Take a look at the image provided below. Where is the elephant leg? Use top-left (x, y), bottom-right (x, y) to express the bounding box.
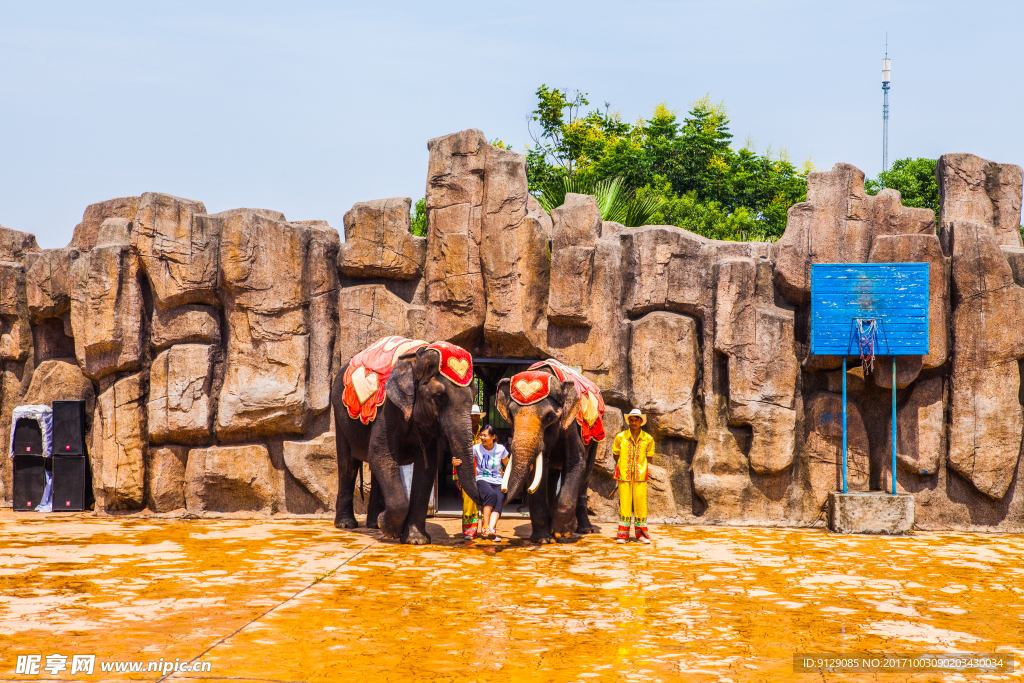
top-left (334, 436), bottom-right (359, 529)
top-left (552, 440), bottom-right (585, 540)
top-left (368, 433), bottom-right (409, 539)
top-left (528, 469), bottom-right (555, 544)
top-left (401, 441), bottom-right (440, 545)
top-left (546, 468), bottom-right (560, 512)
top-left (365, 475), bottom-right (384, 529)
top-left (575, 494), bottom-right (598, 534)
top-left (575, 441), bottom-right (600, 534)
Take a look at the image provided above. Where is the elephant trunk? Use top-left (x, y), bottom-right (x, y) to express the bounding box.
top-left (503, 418), bottom-right (544, 501)
top-left (445, 409), bottom-right (480, 505)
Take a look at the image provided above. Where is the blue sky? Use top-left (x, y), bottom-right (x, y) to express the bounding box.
top-left (1, 1), bottom-right (1021, 248)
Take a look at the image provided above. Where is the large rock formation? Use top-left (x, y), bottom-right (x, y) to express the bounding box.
top-left (548, 194), bottom-right (602, 327)
top-left (146, 445), bottom-right (188, 513)
top-left (22, 359), bottom-right (94, 411)
top-left (90, 374), bottom-right (147, 511)
top-left (947, 220), bottom-right (1024, 499)
top-left (0, 260), bottom-right (31, 362)
top-left (70, 197), bottom-right (139, 251)
top-left (423, 129), bottom-right (489, 344)
top-left (772, 165), bottom-right (935, 306)
top-left (185, 444), bottom-right (276, 515)
top-left (937, 153), bottom-right (1023, 249)
top-left (481, 153), bottom-right (549, 357)
top-left (69, 238), bottom-right (145, 379)
top-left (283, 432), bottom-right (338, 511)
top-left (336, 285), bottom-right (425, 363)
top-left (133, 193), bottom-right (215, 309)
top-left (217, 210), bottom-right (335, 439)
top-left (628, 312), bottom-right (699, 439)
top-left (0, 133), bottom-right (1020, 531)
top-left (340, 198), bottom-right (425, 280)
top-left (714, 256), bottom-right (798, 475)
top-left (148, 344), bottom-right (215, 444)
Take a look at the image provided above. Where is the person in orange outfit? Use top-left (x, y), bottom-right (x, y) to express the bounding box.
top-left (452, 404), bottom-right (483, 538)
top-left (612, 409), bottom-right (655, 543)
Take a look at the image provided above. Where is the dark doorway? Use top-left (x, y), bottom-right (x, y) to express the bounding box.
top-left (434, 358), bottom-right (537, 518)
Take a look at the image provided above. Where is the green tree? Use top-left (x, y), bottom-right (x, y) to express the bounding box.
top-left (864, 158), bottom-right (940, 223)
top-left (525, 86), bottom-right (809, 241)
top-left (636, 177), bottom-right (766, 241)
top-left (410, 198), bottom-right (427, 237)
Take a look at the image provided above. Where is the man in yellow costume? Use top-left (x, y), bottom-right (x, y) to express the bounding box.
top-left (612, 408), bottom-right (655, 543)
top-left (452, 404), bottom-right (484, 538)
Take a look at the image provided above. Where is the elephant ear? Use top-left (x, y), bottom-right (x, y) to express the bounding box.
top-left (559, 380), bottom-right (581, 431)
top-left (496, 378), bottom-right (512, 423)
top-left (386, 354), bottom-right (418, 421)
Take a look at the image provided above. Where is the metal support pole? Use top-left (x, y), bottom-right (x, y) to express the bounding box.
top-left (882, 82), bottom-right (890, 172)
top-left (891, 356), bottom-right (897, 495)
top-left (842, 356), bottom-right (848, 494)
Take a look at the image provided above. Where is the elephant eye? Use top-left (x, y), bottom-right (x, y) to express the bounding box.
top-left (542, 409), bottom-right (558, 425)
top-left (430, 378), bottom-right (448, 401)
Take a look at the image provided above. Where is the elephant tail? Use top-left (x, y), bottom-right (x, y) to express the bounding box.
top-left (359, 464), bottom-right (364, 501)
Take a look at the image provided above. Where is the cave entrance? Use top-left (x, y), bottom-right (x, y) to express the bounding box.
top-left (432, 358), bottom-right (539, 519)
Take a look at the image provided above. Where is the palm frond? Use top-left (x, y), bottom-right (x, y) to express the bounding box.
top-left (614, 193), bottom-right (665, 227)
top-left (535, 175), bottom-right (661, 228)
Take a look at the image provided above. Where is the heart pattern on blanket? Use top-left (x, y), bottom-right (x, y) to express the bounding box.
top-left (515, 378), bottom-right (543, 398)
top-left (446, 357), bottom-right (470, 382)
top-left (350, 366), bottom-right (379, 405)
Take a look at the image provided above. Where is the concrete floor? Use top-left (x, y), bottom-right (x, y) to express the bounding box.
top-left (0, 511), bottom-right (1022, 682)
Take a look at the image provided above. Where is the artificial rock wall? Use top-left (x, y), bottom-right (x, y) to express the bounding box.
top-left (2, 130), bottom-right (1023, 531)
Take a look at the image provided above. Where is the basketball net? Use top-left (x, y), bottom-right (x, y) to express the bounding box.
top-left (856, 319), bottom-right (878, 374)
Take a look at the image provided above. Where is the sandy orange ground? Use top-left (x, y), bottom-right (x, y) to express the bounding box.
top-left (0, 511), bottom-right (1022, 682)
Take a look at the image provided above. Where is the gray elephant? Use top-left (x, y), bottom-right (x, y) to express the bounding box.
top-left (496, 360), bottom-right (605, 543)
top-left (331, 336), bottom-right (480, 544)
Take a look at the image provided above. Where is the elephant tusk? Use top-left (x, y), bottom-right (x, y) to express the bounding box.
top-left (527, 452), bottom-right (543, 494)
top-left (501, 453), bottom-right (513, 493)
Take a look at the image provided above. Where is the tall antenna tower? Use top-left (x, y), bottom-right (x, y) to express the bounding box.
top-left (882, 38), bottom-right (891, 172)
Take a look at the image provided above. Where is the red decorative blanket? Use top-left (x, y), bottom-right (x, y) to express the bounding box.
top-left (428, 341), bottom-right (474, 387)
top-left (509, 371), bottom-right (553, 406)
top-left (529, 359), bottom-right (606, 444)
top-left (342, 336), bottom-right (474, 425)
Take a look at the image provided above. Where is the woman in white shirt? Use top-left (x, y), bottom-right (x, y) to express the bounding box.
top-left (473, 425), bottom-right (509, 541)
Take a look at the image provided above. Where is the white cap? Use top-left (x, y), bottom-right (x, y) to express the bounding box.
top-left (471, 404), bottom-right (484, 415)
top-left (626, 408), bottom-right (646, 426)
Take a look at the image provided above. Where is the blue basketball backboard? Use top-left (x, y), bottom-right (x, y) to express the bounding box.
top-left (810, 263), bottom-right (929, 356)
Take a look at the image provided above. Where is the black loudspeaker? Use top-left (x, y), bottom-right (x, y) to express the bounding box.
top-left (12, 417), bottom-right (43, 455)
top-left (52, 455), bottom-right (88, 511)
top-left (13, 455), bottom-right (46, 511)
top-left (53, 400), bottom-right (87, 456)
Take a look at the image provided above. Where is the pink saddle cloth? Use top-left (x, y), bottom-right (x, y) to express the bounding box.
top-left (342, 336), bottom-right (475, 425)
top-left (342, 337), bottom-right (429, 425)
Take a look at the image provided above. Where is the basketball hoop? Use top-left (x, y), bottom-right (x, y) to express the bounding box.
top-left (811, 263), bottom-right (930, 498)
top-left (855, 318), bottom-right (878, 373)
